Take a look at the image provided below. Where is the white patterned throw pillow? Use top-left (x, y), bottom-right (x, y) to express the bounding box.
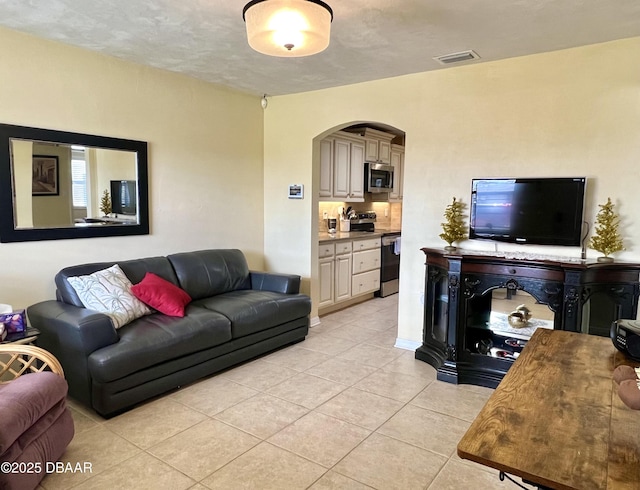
top-left (67, 264), bottom-right (152, 328)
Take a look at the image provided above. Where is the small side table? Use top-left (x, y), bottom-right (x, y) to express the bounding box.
top-left (1, 326), bottom-right (40, 345)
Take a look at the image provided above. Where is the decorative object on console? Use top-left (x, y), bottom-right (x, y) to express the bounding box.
top-left (243, 0), bottom-right (333, 57)
top-left (100, 189), bottom-right (112, 217)
top-left (589, 197), bottom-right (624, 263)
top-left (507, 304), bottom-right (532, 328)
top-left (439, 197), bottom-right (467, 251)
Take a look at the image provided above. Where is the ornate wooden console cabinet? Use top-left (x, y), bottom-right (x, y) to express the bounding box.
top-left (415, 247), bottom-right (640, 388)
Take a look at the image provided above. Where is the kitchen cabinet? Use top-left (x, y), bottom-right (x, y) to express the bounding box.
top-left (352, 236), bottom-right (381, 252)
top-left (318, 243), bottom-right (336, 308)
top-left (352, 269), bottom-right (381, 296)
top-left (318, 241), bottom-right (353, 308)
top-left (318, 257), bottom-right (334, 307)
top-left (351, 237), bottom-right (381, 295)
top-left (335, 253), bottom-right (352, 302)
top-left (363, 128), bottom-right (394, 164)
top-left (319, 139), bottom-right (333, 198)
top-left (352, 248), bottom-right (380, 274)
top-left (389, 144), bottom-right (404, 201)
top-left (318, 237), bottom-right (380, 311)
top-left (319, 132), bottom-right (365, 201)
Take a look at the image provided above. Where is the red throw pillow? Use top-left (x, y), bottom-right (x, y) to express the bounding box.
top-left (131, 273), bottom-right (192, 317)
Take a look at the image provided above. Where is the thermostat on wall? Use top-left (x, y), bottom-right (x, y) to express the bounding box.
top-left (288, 184), bottom-right (304, 199)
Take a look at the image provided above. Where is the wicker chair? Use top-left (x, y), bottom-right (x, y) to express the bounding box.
top-left (0, 344), bottom-right (65, 379)
top-left (0, 344), bottom-right (74, 490)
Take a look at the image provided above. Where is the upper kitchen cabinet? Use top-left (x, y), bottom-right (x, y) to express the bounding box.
top-left (389, 144), bottom-right (404, 202)
top-left (362, 128), bottom-right (395, 164)
top-left (319, 131), bottom-right (365, 202)
top-left (319, 138), bottom-right (334, 198)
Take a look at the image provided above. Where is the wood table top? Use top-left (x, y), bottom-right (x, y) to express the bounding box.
top-left (457, 329), bottom-right (640, 490)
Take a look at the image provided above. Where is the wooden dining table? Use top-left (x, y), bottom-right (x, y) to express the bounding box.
top-left (457, 328), bottom-right (640, 490)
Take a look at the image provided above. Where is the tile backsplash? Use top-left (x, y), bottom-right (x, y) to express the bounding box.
top-left (319, 200), bottom-right (402, 233)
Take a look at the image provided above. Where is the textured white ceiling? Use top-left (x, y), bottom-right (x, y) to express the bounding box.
top-left (1, 0), bottom-right (639, 96)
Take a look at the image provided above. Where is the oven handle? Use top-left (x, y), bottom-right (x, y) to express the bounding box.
top-left (382, 236), bottom-right (399, 246)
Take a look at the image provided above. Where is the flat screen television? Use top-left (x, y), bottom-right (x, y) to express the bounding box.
top-left (110, 180), bottom-right (137, 216)
top-left (469, 177), bottom-right (586, 246)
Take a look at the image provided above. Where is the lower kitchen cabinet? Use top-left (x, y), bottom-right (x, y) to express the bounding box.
top-left (335, 254), bottom-right (352, 302)
top-left (352, 269), bottom-right (380, 296)
top-left (319, 237), bottom-right (380, 312)
top-left (318, 256), bottom-right (335, 308)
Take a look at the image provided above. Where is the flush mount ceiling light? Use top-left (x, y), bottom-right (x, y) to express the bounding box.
top-left (243, 0), bottom-right (333, 57)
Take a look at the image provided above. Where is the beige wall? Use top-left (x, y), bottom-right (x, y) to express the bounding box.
top-left (0, 27), bottom-right (264, 308)
top-left (94, 148), bottom-right (137, 218)
top-left (264, 37), bottom-right (640, 343)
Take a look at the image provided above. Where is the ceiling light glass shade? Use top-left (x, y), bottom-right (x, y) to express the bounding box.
top-left (243, 0), bottom-right (333, 57)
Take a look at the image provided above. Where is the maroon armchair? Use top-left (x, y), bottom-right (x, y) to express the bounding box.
top-left (0, 345), bottom-right (75, 490)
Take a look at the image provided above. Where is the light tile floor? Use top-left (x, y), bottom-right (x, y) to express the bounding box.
top-left (39, 295), bottom-right (535, 490)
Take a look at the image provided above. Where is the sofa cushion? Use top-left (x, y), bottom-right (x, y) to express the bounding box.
top-left (132, 272), bottom-right (192, 317)
top-left (67, 264), bottom-right (152, 329)
top-left (193, 290), bottom-right (312, 339)
top-left (168, 249), bottom-right (251, 300)
top-left (56, 256), bottom-right (179, 307)
top-left (87, 306), bottom-right (232, 383)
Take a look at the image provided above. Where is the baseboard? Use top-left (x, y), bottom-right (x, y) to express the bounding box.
top-left (310, 316), bottom-right (321, 328)
top-left (394, 338), bottom-right (420, 351)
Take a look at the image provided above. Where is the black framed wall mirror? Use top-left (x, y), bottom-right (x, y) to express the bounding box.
top-left (0, 123), bottom-right (149, 243)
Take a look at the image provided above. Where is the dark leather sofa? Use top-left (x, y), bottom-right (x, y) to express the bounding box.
top-left (27, 249), bottom-right (311, 417)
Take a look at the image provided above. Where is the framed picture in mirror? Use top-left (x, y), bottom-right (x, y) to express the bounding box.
top-left (32, 155), bottom-right (59, 196)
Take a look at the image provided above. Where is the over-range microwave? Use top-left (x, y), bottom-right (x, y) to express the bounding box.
top-left (365, 162), bottom-right (394, 193)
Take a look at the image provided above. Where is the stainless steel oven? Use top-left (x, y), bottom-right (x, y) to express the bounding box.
top-left (378, 232), bottom-right (401, 297)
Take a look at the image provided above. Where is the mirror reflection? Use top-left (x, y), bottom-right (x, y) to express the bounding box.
top-left (12, 139), bottom-right (139, 229)
top-left (466, 289), bottom-right (556, 360)
top-left (487, 289), bottom-right (555, 336)
top-left (0, 123), bottom-right (148, 243)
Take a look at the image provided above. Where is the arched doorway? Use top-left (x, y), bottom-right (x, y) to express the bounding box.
top-left (311, 121), bottom-right (405, 324)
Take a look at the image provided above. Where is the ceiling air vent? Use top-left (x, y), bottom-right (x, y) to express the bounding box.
top-left (433, 50), bottom-right (480, 65)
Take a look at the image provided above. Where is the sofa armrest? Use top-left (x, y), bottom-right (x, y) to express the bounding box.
top-left (250, 271), bottom-right (301, 294)
top-left (27, 301), bottom-right (119, 407)
top-left (28, 301), bottom-right (118, 355)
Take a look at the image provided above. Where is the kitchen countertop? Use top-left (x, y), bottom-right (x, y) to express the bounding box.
top-left (318, 229), bottom-right (401, 243)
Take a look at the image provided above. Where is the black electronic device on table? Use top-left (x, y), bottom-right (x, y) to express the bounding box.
top-left (611, 319), bottom-right (640, 361)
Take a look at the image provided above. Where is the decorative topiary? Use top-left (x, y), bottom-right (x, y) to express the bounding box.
top-left (100, 190), bottom-right (112, 217)
top-left (439, 197), bottom-right (467, 251)
top-left (589, 197), bottom-right (624, 262)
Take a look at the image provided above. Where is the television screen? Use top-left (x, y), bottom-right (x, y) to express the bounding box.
top-left (469, 177), bottom-right (586, 246)
top-left (110, 180), bottom-right (137, 216)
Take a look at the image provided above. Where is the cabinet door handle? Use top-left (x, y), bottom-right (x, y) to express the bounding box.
top-left (509, 269), bottom-right (517, 274)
